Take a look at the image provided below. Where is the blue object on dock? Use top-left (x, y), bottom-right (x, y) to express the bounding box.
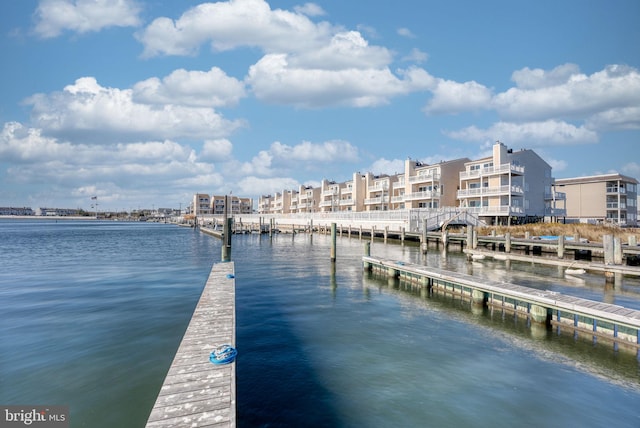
top-left (210, 344), bottom-right (237, 365)
top-left (226, 273), bottom-right (235, 279)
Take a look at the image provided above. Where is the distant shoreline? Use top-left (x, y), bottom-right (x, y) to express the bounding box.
top-left (0, 215), bottom-right (98, 220)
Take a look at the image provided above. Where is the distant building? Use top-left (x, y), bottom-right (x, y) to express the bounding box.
top-left (554, 174), bottom-right (638, 226)
top-left (192, 193), bottom-right (211, 215)
top-left (211, 195), bottom-right (253, 215)
top-left (37, 207), bottom-right (80, 216)
top-left (0, 207), bottom-right (34, 215)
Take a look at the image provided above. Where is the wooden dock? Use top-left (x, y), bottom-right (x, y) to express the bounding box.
top-left (146, 262), bottom-right (236, 428)
top-left (363, 256), bottom-right (640, 351)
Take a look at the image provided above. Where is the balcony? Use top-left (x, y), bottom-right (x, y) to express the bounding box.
top-left (364, 197), bottom-right (384, 205)
top-left (404, 190), bottom-right (440, 201)
top-left (409, 173), bottom-right (440, 184)
top-left (322, 189), bottom-right (339, 197)
top-left (606, 186), bottom-right (626, 194)
top-left (339, 199), bottom-right (354, 206)
top-left (460, 163), bottom-right (524, 180)
top-left (457, 185), bottom-right (524, 198)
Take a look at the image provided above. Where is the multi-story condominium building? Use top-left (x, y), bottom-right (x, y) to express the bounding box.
top-left (337, 173), bottom-right (367, 212)
top-left (290, 185), bottom-right (321, 213)
top-left (400, 157), bottom-right (470, 209)
top-left (457, 142), bottom-right (555, 225)
top-left (258, 195), bottom-right (272, 214)
top-left (319, 179), bottom-right (343, 212)
top-left (554, 174), bottom-right (638, 226)
top-left (269, 191), bottom-right (290, 214)
top-left (363, 173), bottom-right (397, 211)
top-left (211, 195), bottom-right (253, 215)
top-left (192, 193), bottom-right (211, 215)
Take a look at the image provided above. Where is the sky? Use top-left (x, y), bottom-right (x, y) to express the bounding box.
top-left (1, 0), bottom-right (639, 212)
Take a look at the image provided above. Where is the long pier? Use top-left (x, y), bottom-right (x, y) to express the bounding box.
top-left (363, 256), bottom-right (640, 352)
top-left (146, 262), bottom-right (236, 428)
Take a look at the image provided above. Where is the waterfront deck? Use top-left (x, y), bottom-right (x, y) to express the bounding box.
top-left (363, 256), bottom-right (640, 351)
top-left (146, 262), bottom-right (236, 428)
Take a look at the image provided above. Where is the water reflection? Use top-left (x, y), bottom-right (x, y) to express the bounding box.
top-left (363, 269), bottom-right (640, 390)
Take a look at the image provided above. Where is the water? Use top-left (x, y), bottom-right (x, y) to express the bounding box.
top-left (1, 220), bottom-right (639, 427)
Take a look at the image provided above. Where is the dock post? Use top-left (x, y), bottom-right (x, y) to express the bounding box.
top-left (221, 195), bottom-right (232, 262)
top-left (221, 217), bottom-right (232, 261)
top-left (466, 226), bottom-right (473, 249)
top-left (505, 232), bottom-right (511, 253)
top-left (384, 226), bottom-right (388, 243)
top-left (614, 236), bottom-right (623, 265)
top-left (441, 230), bottom-right (448, 248)
top-left (363, 242), bottom-right (371, 271)
top-left (359, 225), bottom-right (363, 240)
top-left (421, 218), bottom-right (428, 254)
top-left (558, 235), bottom-right (564, 259)
top-left (530, 304), bottom-right (552, 326)
top-left (371, 226), bottom-right (375, 243)
top-left (330, 223), bottom-right (337, 262)
top-left (629, 235), bottom-right (637, 247)
top-left (401, 227), bottom-right (406, 243)
top-left (603, 234), bottom-right (614, 264)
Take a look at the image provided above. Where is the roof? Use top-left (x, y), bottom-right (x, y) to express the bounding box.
top-left (555, 173), bottom-right (639, 185)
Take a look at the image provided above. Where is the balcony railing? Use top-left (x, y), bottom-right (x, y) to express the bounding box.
top-left (606, 187), bottom-right (626, 194)
top-left (457, 185), bottom-right (524, 198)
top-left (460, 163), bottom-right (524, 180)
top-left (404, 190), bottom-right (440, 201)
top-left (409, 173), bottom-right (440, 184)
top-left (322, 189), bottom-right (339, 197)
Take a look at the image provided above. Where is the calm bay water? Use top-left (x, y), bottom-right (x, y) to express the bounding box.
top-left (1, 220), bottom-right (639, 427)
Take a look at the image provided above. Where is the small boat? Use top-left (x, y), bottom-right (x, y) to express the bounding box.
top-left (565, 268), bottom-right (586, 275)
top-left (472, 254), bottom-right (485, 260)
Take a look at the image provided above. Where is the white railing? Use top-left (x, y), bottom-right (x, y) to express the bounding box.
top-left (457, 185), bottom-right (524, 198)
top-left (460, 163), bottom-right (524, 179)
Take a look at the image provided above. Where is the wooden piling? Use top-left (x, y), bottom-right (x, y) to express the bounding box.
top-left (330, 223), bottom-right (337, 262)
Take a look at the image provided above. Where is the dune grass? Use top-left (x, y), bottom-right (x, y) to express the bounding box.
top-left (476, 223), bottom-right (639, 244)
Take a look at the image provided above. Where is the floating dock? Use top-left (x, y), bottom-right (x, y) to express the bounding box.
top-left (146, 262), bottom-right (236, 428)
top-left (363, 256), bottom-right (640, 352)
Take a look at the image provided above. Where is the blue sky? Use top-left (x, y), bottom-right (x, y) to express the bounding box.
top-left (1, 0), bottom-right (639, 211)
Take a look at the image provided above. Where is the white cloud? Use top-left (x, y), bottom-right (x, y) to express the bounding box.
top-left (493, 64), bottom-right (640, 122)
top-left (293, 3), bottom-right (325, 17)
top-left (424, 79), bottom-right (492, 115)
top-left (247, 54), bottom-right (433, 107)
top-left (511, 63), bottom-right (581, 89)
top-left (445, 120), bottom-right (599, 146)
top-left (397, 28), bottom-right (415, 38)
top-left (25, 77), bottom-right (244, 143)
top-left (402, 48), bottom-right (428, 64)
top-left (33, 0), bottom-right (141, 38)
top-left (269, 140), bottom-right (358, 162)
top-left (200, 139), bottom-right (234, 161)
top-left (290, 31), bottom-right (392, 70)
top-left (585, 106), bottom-right (640, 131)
top-left (236, 176), bottom-right (300, 196)
top-left (136, 0), bottom-right (336, 57)
top-left (132, 67), bottom-right (246, 108)
top-left (367, 158), bottom-right (405, 176)
top-left (1, 121), bottom-right (226, 207)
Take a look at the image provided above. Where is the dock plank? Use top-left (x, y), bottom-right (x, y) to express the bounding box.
top-left (146, 262), bottom-right (236, 428)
